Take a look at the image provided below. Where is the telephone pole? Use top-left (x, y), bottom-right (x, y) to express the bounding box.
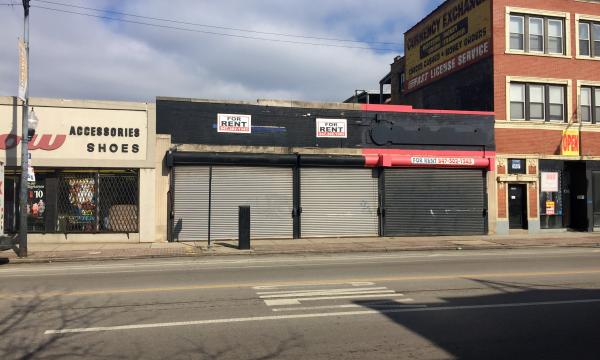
top-left (18, 0), bottom-right (30, 257)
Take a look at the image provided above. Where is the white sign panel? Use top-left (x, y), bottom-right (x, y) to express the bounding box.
top-left (217, 114), bottom-right (251, 134)
top-left (27, 165), bottom-right (35, 182)
top-left (410, 157), bottom-right (475, 166)
top-left (18, 39), bottom-right (27, 101)
top-left (316, 118), bottom-right (347, 138)
top-left (541, 172), bottom-right (559, 192)
top-left (0, 106), bottom-right (148, 164)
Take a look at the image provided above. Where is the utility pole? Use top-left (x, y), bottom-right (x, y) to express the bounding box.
top-left (19, 0), bottom-right (30, 257)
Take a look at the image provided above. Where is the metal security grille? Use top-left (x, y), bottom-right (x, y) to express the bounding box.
top-left (56, 172), bottom-right (139, 233)
top-left (383, 168), bottom-right (487, 236)
top-left (301, 168), bottom-right (379, 237)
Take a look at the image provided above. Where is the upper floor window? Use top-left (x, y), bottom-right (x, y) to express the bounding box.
top-left (509, 14), bottom-right (565, 55)
top-left (510, 82), bottom-right (566, 122)
top-left (579, 21), bottom-right (600, 57)
top-left (580, 86), bottom-right (600, 123)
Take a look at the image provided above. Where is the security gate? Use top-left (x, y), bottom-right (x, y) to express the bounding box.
top-left (172, 166), bottom-right (293, 241)
top-left (382, 168), bottom-right (486, 236)
top-left (300, 168), bottom-right (379, 237)
top-left (210, 166), bottom-right (293, 240)
top-left (172, 166), bottom-right (210, 241)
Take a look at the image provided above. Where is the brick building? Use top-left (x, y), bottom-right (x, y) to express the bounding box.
top-left (386, 0), bottom-right (600, 234)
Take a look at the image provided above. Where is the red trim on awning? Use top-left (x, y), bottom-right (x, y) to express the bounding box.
top-left (360, 103), bottom-right (494, 117)
top-left (362, 149), bottom-right (494, 170)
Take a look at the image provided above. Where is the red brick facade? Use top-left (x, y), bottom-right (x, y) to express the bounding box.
top-left (496, 128), bottom-right (562, 154)
top-left (493, 0), bottom-right (600, 124)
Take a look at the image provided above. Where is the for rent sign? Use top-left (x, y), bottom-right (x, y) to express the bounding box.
top-left (316, 118), bottom-right (347, 138)
top-left (410, 157), bottom-right (475, 166)
top-left (404, 0), bottom-right (491, 92)
top-left (217, 114), bottom-right (251, 134)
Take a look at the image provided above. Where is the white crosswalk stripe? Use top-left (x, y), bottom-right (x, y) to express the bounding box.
top-left (254, 282), bottom-right (419, 312)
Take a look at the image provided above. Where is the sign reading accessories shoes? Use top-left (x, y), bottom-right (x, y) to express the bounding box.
top-left (316, 118), bottom-right (347, 138)
top-left (217, 114), bottom-right (252, 134)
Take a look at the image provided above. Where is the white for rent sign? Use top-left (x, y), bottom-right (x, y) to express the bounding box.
top-left (217, 114), bottom-right (251, 134)
top-left (316, 118), bottom-right (347, 138)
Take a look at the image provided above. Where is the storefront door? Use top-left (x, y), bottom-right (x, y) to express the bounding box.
top-left (508, 184), bottom-right (527, 229)
top-left (565, 162), bottom-right (587, 230)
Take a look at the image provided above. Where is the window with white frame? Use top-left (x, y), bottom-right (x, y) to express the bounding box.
top-left (509, 14), bottom-right (566, 55)
top-left (509, 82), bottom-right (567, 122)
top-left (510, 16), bottom-right (525, 50)
top-left (579, 21), bottom-right (600, 57)
top-left (580, 86), bottom-right (600, 123)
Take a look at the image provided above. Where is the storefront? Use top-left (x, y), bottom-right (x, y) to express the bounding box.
top-left (0, 96), bottom-right (157, 243)
top-left (158, 98), bottom-right (495, 241)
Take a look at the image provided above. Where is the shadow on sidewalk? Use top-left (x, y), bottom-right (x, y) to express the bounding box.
top-left (353, 279), bottom-right (600, 360)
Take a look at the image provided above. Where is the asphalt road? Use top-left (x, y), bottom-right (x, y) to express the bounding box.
top-left (1, 248), bottom-right (600, 359)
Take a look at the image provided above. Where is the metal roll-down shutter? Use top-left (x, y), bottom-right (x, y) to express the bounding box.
top-left (300, 168), bottom-right (379, 237)
top-left (211, 166), bottom-right (293, 240)
top-left (172, 166), bottom-right (210, 241)
top-left (383, 168), bottom-right (486, 236)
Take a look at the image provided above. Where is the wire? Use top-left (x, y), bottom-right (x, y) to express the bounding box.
top-left (30, 5), bottom-right (400, 52)
top-left (32, 0), bottom-right (401, 46)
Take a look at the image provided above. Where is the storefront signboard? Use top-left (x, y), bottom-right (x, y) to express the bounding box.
top-left (561, 129), bottom-right (580, 156)
top-left (217, 114), bottom-right (251, 134)
top-left (404, 0), bottom-right (491, 92)
top-left (541, 172), bottom-right (559, 192)
top-left (316, 119), bottom-right (347, 138)
top-left (545, 200), bottom-right (555, 216)
top-left (0, 106), bottom-right (148, 163)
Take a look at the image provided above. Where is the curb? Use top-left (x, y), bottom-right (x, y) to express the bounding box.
top-left (3, 242), bottom-right (600, 264)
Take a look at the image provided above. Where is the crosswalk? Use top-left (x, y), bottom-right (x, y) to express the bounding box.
top-left (253, 282), bottom-right (423, 312)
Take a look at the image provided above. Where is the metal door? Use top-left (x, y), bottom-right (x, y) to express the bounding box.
top-left (210, 166), bottom-right (293, 240)
top-left (383, 168), bottom-right (487, 236)
top-left (300, 168), bottom-right (378, 237)
top-left (508, 184), bottom-right (527, 229)
top-left (172, 166), bottom-right (210, 241)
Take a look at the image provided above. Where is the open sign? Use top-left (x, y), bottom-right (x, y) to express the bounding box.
top-left (561, 129), bottom-right (579, 156)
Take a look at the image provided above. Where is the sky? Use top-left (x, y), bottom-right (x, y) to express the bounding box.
top-left (0, 0), bottom-right (441, 103)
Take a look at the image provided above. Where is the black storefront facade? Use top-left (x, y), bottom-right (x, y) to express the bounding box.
top-left (157, 97), bottom-right (495, 241)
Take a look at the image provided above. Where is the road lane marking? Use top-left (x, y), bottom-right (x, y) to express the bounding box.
top-left (44, 298), bottom-right (600, 335)
top-left (272, 302), bottom-right (423, 312)
top-left (4, 269), bottom-right (600, 300)
top-left (259, 289), bottom-right (394, 298)
top-left (256, 286), bottom-right (387, 295)
top-left (262, 293), bottom-right (407, 306)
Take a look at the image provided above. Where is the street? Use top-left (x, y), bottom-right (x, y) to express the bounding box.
top-left (1, 248), bottom-right (600, 359)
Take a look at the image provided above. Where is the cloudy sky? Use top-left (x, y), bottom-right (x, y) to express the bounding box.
top-left (0, 0), bottom-right (440, 103)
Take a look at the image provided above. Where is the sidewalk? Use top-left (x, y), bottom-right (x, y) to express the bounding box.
top-left (2, 231), bottom-right (600, 264)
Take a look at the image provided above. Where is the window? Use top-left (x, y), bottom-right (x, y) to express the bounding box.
top-left (548, 86), bottom-right (564, 121)
top-left (580, 86), bottom-right (600, 123)
top-left (510, 16), bottom-right (525, 50)
top-left (529, 17), bottom-right (544, 52)
top-left (581, 87), bottom-right (592, 122)
top-left (579, 21), bottom-right (600, 57)
top-left (529, 85), bottom-right (545, 119)
top-left (548, 20), bottom-right (563, 54)
top-left (510, 83), bottom-right (525, 119)
top-left (580, 22), bottom-right (591, 56)
top-left (509, 14), bottom-right (565, 55)
top-left (510, 82), bottom-right (567, 122)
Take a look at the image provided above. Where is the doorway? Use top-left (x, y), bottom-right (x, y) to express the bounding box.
top-left (508, 184), bottom-right (528, 229)
top-left (564, 162), bottom-right (587, 230)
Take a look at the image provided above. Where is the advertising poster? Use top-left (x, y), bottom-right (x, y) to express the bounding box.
top-left (541, 172), bottom-right (559, 192)
top-left (404, 0), bottom-right (491, 92)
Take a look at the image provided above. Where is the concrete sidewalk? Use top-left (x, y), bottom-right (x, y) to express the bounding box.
top-left (2, 231), bottom-right (600, 263)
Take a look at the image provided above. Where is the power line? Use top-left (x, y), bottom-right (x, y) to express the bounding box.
top-left (30, 5), bottom-right (401, 52)
top-left (32, 0), bottom-right (401, 47)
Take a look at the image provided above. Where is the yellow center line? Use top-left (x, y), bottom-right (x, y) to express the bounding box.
top-left (2, 269), bottom-right (600, 300)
